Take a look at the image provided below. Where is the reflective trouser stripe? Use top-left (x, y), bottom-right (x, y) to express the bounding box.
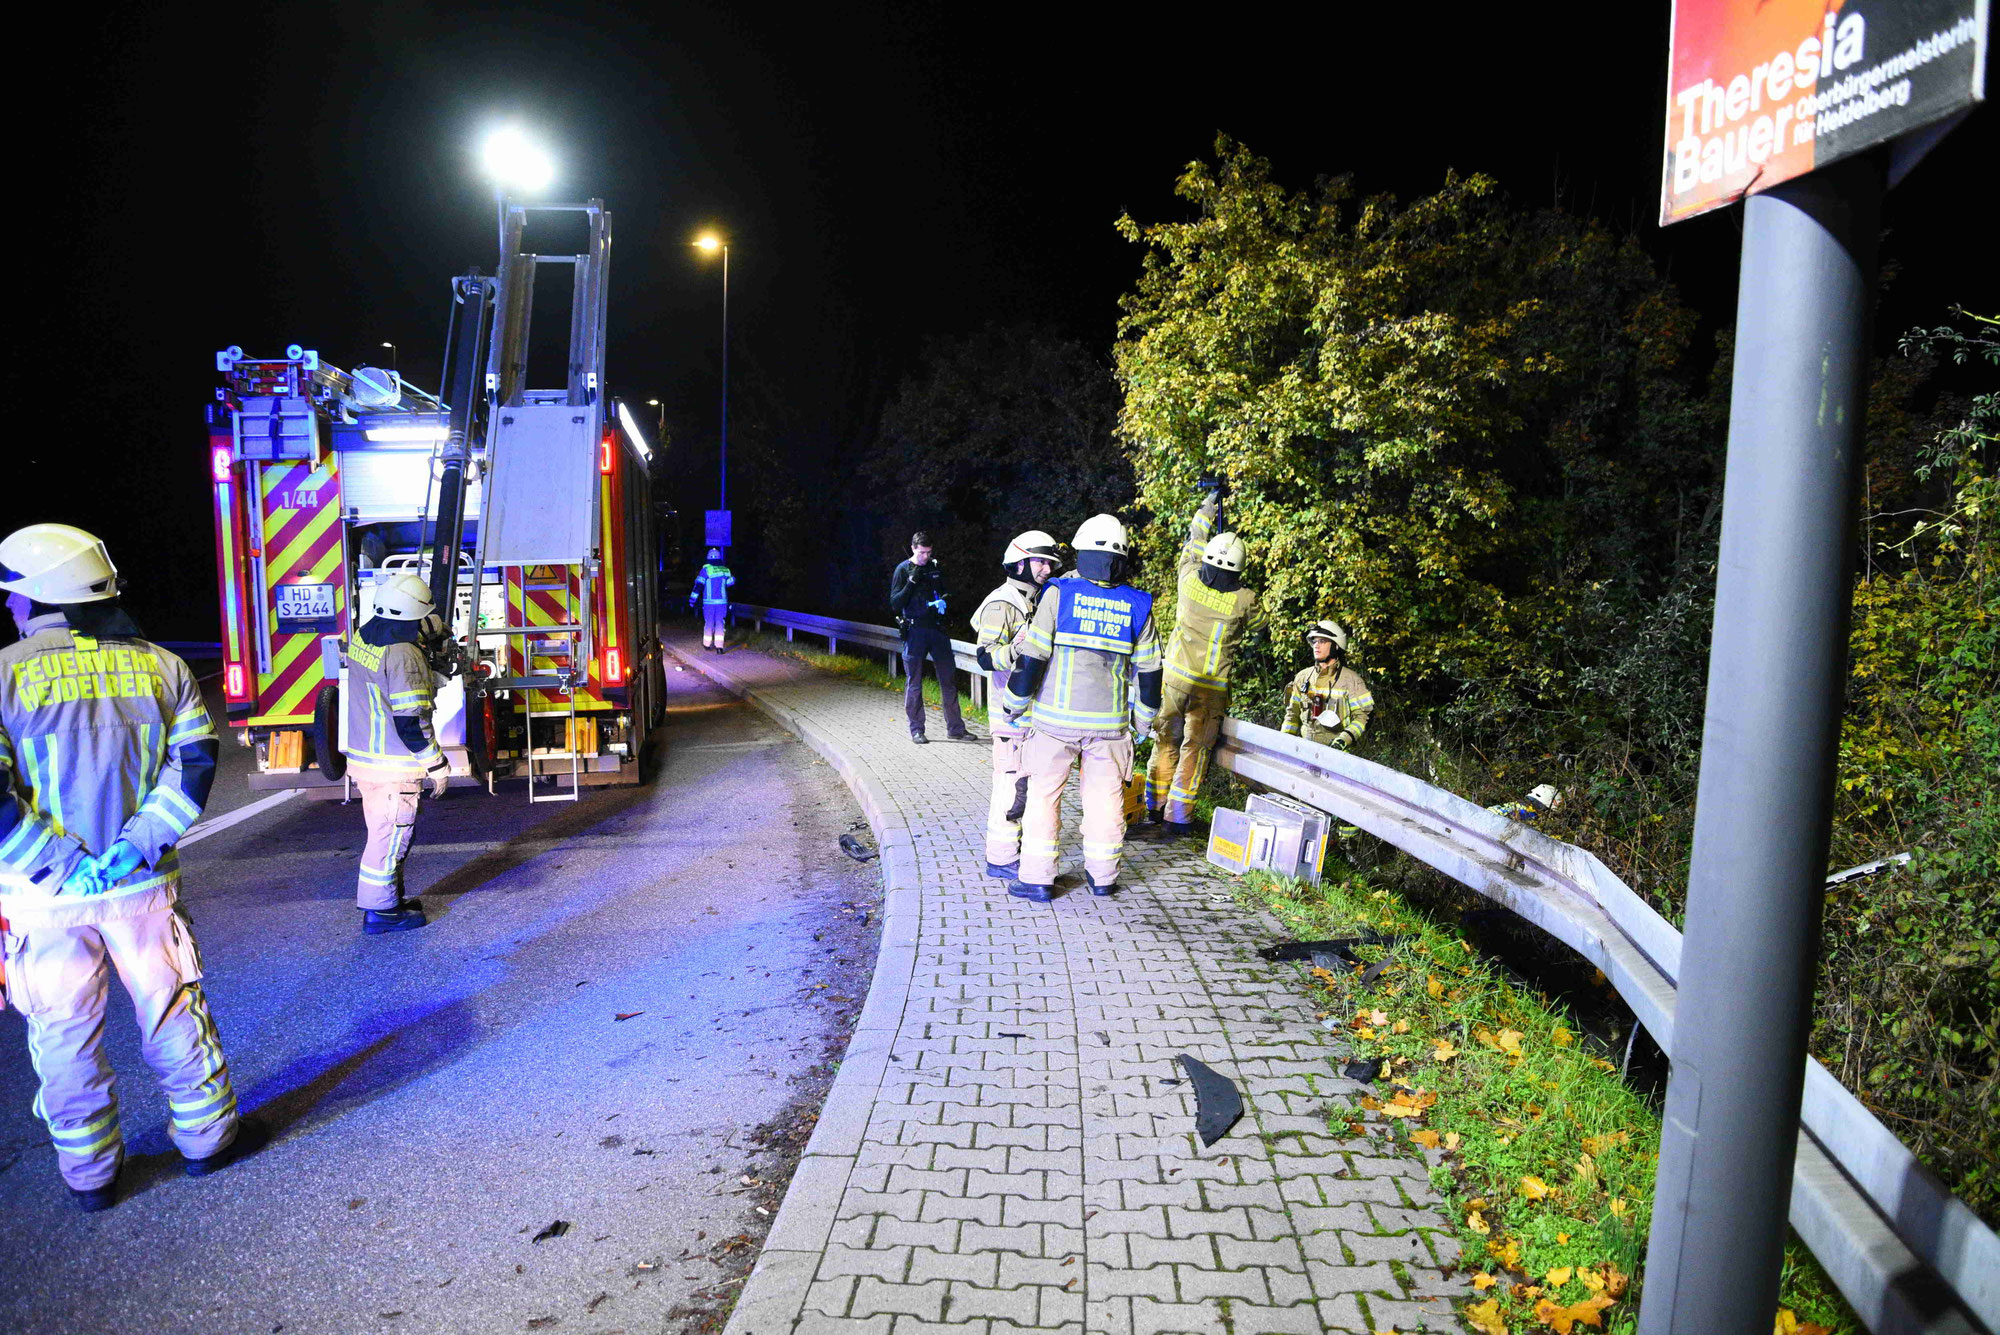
top-left (1018, 730), bottom-right (1134, 888)
top-left (7, 908), bottom-right (239, 1189)
top-left (985, 733), bottom-right (1026, 866)
top-left (703, 605), bottom-right (726, 646)
top-left (355, 778), bottom-right (422, 911)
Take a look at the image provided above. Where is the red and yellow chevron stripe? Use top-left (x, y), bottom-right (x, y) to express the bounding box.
top-left (252, 459), bottom-right (347, 726)
top-left (506, 566), bottom-right (612, 715)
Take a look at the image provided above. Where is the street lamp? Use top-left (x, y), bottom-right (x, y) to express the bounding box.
top-left (646, 397), bottom-right (666, 446)
top-left (380, 341), bottom-right (397, 370)
top-left (693, 233), bottom-right (729, 517)
top-left (480, 125), bottom-right (556, 253)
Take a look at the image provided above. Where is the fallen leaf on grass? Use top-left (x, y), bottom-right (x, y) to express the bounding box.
top-left (1471, 1273), bottom-right (1497, 1291)
top-left (1546, 1265), bottom-right (1573, 1286)
top-left (1411, 1129), bottom-right (1441, 1149)
top-left (1392, 1019), bottom-right (1410, 1034)
top-left (1589, 1057), bottom-right (1618, 1072)
top-left (1433, 1039), bottom-right (1460, 1062)
top-left (1446, 1131), bottom-right (1461, 1151)
top-left (1427, 975), bottom-right (1443, 998)
top-left (1533, 1294), bottom-right (1616, 1332)
top-left (1581, 1131), bottom-right (1629, 1155)
top-left (1774, 1310), bottom-right (1833, 1335)
top-left (1603, 1265), bottom-right (1629, 1298)
top-left (1497, 1028), bottom-right (1525, 1057)
top-left (1464, 1298), bottom-right (1508, 1335)
top-left (1465, 1209), bottom-right (1491, 1235)
top-left (1519, 1176), bottom-right (1553, 1200)
top-left (1553, 1027), bottom-right (1575, 1046)
top-left (1488, 1238), bottom-right (1523, 1270)
top-left (1608, 1197), bottom-right (1628, 1217)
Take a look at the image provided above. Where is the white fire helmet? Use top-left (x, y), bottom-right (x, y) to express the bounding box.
top-left (1003, 530), bottom-right (1060, 566)
top-left (1200, 531), bottom-right (1245, 573)
top-left (1071, 514), bottom-right (1128, 556)
top-left (1529, 784), bottom-right (1562, 810)
top-left (1305, 619), bottom-right (1350, 654)
top-left (372, 573), bottom-right (438, 622)
top-left (707, 548), bottom-right (721, 561)
top-left (0, 524), bottom-right (120, 604)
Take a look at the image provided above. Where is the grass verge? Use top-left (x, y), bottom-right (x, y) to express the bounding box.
top-left (732, 627), bottom-right (988, 726)
top-left (1238, 864), bottom-right (1859, 1335)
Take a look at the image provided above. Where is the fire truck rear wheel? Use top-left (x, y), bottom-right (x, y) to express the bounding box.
top-left (312, 683), bottom-right (347, 781)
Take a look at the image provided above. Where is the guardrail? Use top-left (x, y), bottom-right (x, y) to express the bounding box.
top-left (728, 604), bottom-right (991, 709)
top-left (717, 604), bottom-right (1995, 1334)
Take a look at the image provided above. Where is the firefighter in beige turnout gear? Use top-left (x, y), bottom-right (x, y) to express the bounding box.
top-left (344, 573), bottom-right (450, 933)
top-left (0, 524), bottom-right (255, 1211)
top-left (1001, 515), bottom-right (1163, 902)
top-left (1145, 493), bottom-right (1256, 835)
top-left (971, 530), bottom-right (1060, 877)
top-left (1282, 620), bottom-right (1374, 750)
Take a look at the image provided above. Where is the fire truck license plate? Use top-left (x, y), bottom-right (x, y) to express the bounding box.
top-left (275, 583), bottom-right (337, 628)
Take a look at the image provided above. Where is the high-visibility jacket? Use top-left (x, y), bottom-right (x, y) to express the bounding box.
top-left (342, 633), bottom-right (442, 781)
top-left (1003, 577), bottom-right (1163, 738)
top-left (695, 563), bottom-right (735, 606)
top-left (972, 577), bottom-right (1036, 738)
top-left (1282, 660), bottom-right (1374, 749)
top-left (0, 614), bottom-right (216, 931)
top-left (1165, 508), bottom-right (1256, 691)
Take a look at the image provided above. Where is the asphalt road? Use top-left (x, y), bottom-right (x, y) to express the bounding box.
top-left (0, 653), bottom-right (881, 1335)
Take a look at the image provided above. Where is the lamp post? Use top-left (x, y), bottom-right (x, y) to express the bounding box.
top-left (480, 126), bottom-right (556, 255)
top-left (380, 341), bottom-right (397, 371)
top-left (646, 397), bottom-right (666, 448)
top-left (694, 233), bottom-right (729, 516)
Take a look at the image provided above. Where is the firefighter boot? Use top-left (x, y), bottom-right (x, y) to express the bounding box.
top-left (1086, 872), bottom-right (1118, 897)
top-left (985, 862), bottom-right (1020, 880)
top-left (185, 1116), bottom-right (270, 1178)
top-left (362, 899), bottom-right (428, 935)
top-left (69, 1160), bottom-right (122, 1214)
top-left (1006, 880), bottom-right (1054, 903)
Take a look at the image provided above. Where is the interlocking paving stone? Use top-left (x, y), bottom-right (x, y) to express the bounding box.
top-left (695, 635), bottom-right (1466, 1334)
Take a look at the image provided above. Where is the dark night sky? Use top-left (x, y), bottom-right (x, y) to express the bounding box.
top-left (11, 2), bottom-right (1994, 638)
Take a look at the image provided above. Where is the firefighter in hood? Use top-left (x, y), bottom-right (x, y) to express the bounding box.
top-left (1282, 620), bottom-right (1374, 751)
top-left (972, 529), bottom-right (1060, 877)
top-left (1145, 488), bottom-right (1256, 835)
top-left (689, 549), bottom-right (734, 651)
top-left (0, 524), bottom-right (260, 1211)
top-left (344, 572), bottom-right (449, 933)
top-left (1001, 515), bottom-right (1162, 902)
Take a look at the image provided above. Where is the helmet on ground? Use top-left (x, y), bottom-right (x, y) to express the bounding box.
top-left (1528, 784), bottom-right (1562, 810)
top-left (0, 524), bottom-right (120, 604)
top-left (1072, 514), bottom-right (1128, 557)
top-left (1305, 619), bottom-right (1350, 654)
top-left (1201, 531), bottom-right (1245, 573)
top-left (707, 548), bottom-right (721, 562)
top-left (1003, 530), bottom-right (1060, 566)
top-left (372, 572), bottom-right (437, 622)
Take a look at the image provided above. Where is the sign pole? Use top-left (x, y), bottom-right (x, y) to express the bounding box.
top-left (1638, 152), bottom-right (1881, 1333)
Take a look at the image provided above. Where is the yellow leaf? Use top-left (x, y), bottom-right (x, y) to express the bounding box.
top-left (1553, 1026), bottom-right (1575, 1046)
top-left (1556, 1232), bottom-right (1571, 1245)
top-left (1427, 974), bottom-right (1443, 998)
top-left (1446, 1131), bottom-right (1462, 1151)
top-left (1520, 1175), bottom-right (1553, 1200)
top-left (1546, 1265), bottom-right (1573, 1287)
top-left (1589, 1057), bottom-right (1617, 1072)
top-left (1488, 1237), bottom-right (1523, 1270)
top-left (1465, 1298), bottom-right (1508, 1335)
top-left (1471, 1272), bottom-right (1497, 1291)
top-left (1434, 1038), bottom-right (1460, 1062)
top-left (1370, 1009), bottom-right (1390, 1026)
top-left (1466, 1209), bottom-right (1491, 1235)
top-left (1603, 1264), bottom-right (1629, 1298)
top-left (1393, 1019), bottom-right (1411, 1034)
top-left (1356, 1027), bottom-right (1378, 1040)
top-left (1608, 1197), bottom-right (1628, 1217)
top-left (1497, 1028), bottom-right (1526, 1057)
top-left (1575, 1267), bottom-right (1602, 1291)
top-left (1411, 1129), bottom-right (1441, 1148)
top-left (1534, 1294), bottom-right (1616, 1333)
top-left (1381, 1098), bottom-right (1423, 1119)
top-left (1773, 1310), bottom-right (1832, 1335)
top-left (1359, 1096), bottom-right (1383, 1111)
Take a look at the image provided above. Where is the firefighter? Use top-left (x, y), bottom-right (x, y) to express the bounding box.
top-left (0, 524), bottom-right (261, 1211)
top-left (690, 549), bottom-right (735, 651)
top-left (1001, 515), bottom-right (1162, 902)
top-left (1145, 490), bottom-right (1257, 836)
top-left (1282, 620), bottom-right (1374, 751)
top-left (1490, 784), bottom-right (1563, 826)
top-left (971, 529), bottom-right (1061, 877)
top-left (344, 572), bottom-right (449, 933)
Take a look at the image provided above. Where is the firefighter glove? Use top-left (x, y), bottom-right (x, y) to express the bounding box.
top-left (93, 839), bottom-right (146, 884)
top-left (425, 761), bottom-right (451, 799)
top-left (975, 646), bottom-right (993, 671)
top-left (928, 595), bottom-right (947, 615)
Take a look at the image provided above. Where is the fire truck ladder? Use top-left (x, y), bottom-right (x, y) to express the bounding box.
top-left (467, 197), bottom-right (612, 805)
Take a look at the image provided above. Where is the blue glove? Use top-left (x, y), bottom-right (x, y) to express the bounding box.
top-left (928, 596), bottom-right (947, 614)
top-left (61, 859), bottom-right (107, 897)
top-left (94, 840), bottom-right (146, 886)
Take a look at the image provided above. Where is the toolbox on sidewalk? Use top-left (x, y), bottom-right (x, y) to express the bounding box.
top-left (1206, 793), bottom-right (1333, 883)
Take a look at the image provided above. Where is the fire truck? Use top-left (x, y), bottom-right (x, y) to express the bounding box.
top-left (207, 197), bottom-right (664, 801)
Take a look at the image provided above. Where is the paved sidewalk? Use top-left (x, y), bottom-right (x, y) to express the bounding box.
top-left (674, 632), bottom-right (1469, 1335)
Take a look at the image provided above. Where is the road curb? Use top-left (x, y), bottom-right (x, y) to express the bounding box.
top-left (670, 645), bottom-right (917, 1335)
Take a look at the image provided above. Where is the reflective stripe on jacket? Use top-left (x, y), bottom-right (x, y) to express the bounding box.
top-left (973, 580), bottom-right (1034, 737)
top-left (1165, 508), bottom-right (1256, 690)
top-left (0, 615), bottom-right (215, 929)
top-left (1281, 661), bottom-right (1374, 749)
top-left (343, 637), bottom-right (440, 780)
